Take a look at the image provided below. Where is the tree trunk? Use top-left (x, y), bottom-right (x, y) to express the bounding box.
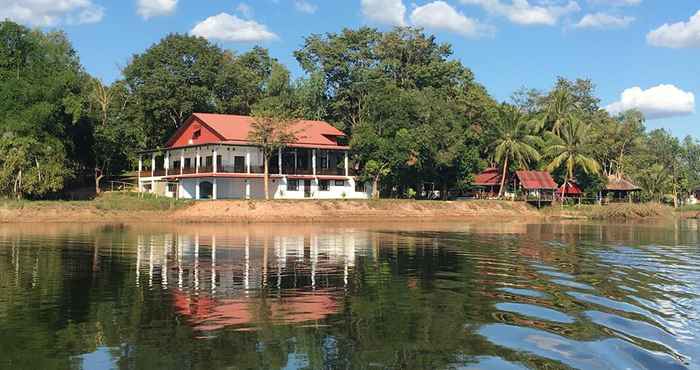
top-left (263, 157), bottom-right (270, 200)
top-left (441, 182), bottom-right (448, 201)
top-left (95, 168), bottom-right (104, 195)
top-left (498, 157), bottom-right (509, 198)
top-left (372, 175), bottom-right (380, 200)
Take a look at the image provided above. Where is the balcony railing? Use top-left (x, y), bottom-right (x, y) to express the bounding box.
top-left (317, 167), bottom-right (346, 176)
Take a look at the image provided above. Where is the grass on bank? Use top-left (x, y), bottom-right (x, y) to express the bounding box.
top-left (548, 202), bottom-right (674, 220)
top-left (0, 192), bottom-right (192, 212)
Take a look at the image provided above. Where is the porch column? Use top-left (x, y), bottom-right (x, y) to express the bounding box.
top-left (180, 150), bottom-right (184, 175)
top-left (213, 178), bottom-right (218, 200)
top-left (246, 152), bottom-right (251, 174)
top-left (138, 155), bottom-right (143, 192)
top-left (312, 149), bottom-right (316, 176)
top-left (245, 180), bottom-right (251, 200)
top-left (278, 148), bottom-right (282, 175)
top-left (164, 152), bottom-right (169, 177)
top-left (151, 153), bottom-right (156, 177)
top-left (213, 147), bottom-right (218, 174)
top-left (195, 179), bottom-right (200, 200)
top-left (344, 151), bottom-right (349, 177)
top-left (196, 147), bottom-right (200, 174)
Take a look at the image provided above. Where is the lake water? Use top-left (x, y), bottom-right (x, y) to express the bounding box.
top-left (0, 221), bottom-right (698, 370)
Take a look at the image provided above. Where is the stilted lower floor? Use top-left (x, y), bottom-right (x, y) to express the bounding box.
top-left (138, 176), bottom-right (371, 200)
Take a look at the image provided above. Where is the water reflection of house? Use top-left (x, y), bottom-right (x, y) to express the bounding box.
top-left (134, 231), bottom-right (368, 331)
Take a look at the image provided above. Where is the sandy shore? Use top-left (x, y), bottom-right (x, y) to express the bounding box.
top-left (0, 199), bottom-right (541, 224)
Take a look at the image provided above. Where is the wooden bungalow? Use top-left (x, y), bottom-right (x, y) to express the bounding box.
top-left (472, 167), bottom-right (502, 198)
top-left (603, 175), bottom-right (641, 203)
top-left (515, 171), bottom-right (558, 206)
top-left (556, 181), bottom-right (583, 201)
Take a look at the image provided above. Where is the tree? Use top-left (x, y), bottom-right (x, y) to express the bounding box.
top-left (248, 107), bottom-right (297, 200)
top-left (544, 117), bottom-right (600, 197)
top-left (490, 105), bottom-right (542, 198)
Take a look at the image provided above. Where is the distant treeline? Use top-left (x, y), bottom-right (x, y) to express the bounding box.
top-left (0, 20), bottom-right (698, 202)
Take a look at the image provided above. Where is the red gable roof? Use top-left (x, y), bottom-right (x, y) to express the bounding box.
top-left (473, 167), bottom-right (502, 186)
top-left (556, 181), bottom-right (583, 195)
top-left (516, 171), bottom-right (558, 190)
top-left (166, 113), bottom-right (347, 149)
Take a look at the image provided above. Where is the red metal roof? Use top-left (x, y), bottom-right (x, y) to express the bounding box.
top-left (516, 171), bottom-right (558, 190)
top-left (166, 113), bottom-right (346, 149)
top-left (556, 181), bottom-right (583, 195)
top-left (473, 167), bottom-right (502, 186)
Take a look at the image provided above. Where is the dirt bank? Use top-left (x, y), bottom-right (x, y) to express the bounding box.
top-left (0, 199), bottom-right (540, 224)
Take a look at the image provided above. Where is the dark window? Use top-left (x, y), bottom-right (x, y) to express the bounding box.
top-left (167, 183), bottom-right (177, 193)
top-left (288, 179), bottom-right (299, 191)
top-left (319, 180), bottom-right (330, 191)
top-left (319, 150), bottom-right (329, 169)
top-left (355, 181), bottom-right (366, 193)
top-left (192, 129), bottom-right (201, 140)
top-left (184, 158), bottom-right (192, 168)
top-left (173, 160), bottom-right (181, 169)
top-left (334, 180), bottom-right (345, 187)
top-left (234, 156), bottom-right (246, 172)
top-left (205, 156), bottom-right (213, 167)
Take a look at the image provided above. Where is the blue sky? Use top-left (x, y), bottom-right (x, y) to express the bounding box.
top-left (3, 0), bottom-right (699, 138)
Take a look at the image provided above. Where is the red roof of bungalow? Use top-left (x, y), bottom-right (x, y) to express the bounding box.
top-left (516, 171), bottom-right (558, 190)
top-left (473, 167), bottom-right (502, 186)
top-left (556, 181), bottom-right (583, 195)
top-left (165, 113), bottom-right (348, 150)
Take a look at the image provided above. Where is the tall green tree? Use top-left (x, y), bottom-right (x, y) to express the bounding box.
top-left (544, 117), bottom-right (601, 195)
top-left (490, 105), bottom-right (542, 198)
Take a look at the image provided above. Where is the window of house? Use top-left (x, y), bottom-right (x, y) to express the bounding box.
top-left (355, 181), bottom-right (366, 193)
top-left (192, 129), bottom-right (201, 140)
top-left (205, 156), bottom-right (213, 168)
top-left (184, 158), bottom-right (192, 168)
top-left (234, 156), bottom-right (246, 172)
top-left (319, 180), bottom-right (330, 191)
top-left (173, 160), bottom-right (181, 169)
top-left (167, 183), bottom-right (177, 193)
top-left (334, 180), bottom-right (345, 187)
top-left (288, 179), bottom-right (299, 191)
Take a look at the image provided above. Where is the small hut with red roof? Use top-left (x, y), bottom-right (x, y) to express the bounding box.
top-left (514, 171), bottom-right (558, 204)
top-left (556, 181), bottom-right (583, 199)
top-left (472, 167), bottom-right (502, 198)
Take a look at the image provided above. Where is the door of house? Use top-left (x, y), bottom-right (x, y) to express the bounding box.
top-left (303, 180), bottom-right (312, 198)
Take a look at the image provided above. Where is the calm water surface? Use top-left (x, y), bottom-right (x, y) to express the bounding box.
top-left (0, 221), bottom-right (699, 369)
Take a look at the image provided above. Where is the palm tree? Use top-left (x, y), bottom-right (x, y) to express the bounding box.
top-left (544, 116), bottom-right (600, 196)
top-left (540, 88), bottom-right (579, 135)
top-left (490, 105), bottom-right (543, 198)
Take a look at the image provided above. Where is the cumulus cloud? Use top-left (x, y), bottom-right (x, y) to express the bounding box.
top-left (235, 3), bottom-right (253, 18)
top-left (605, 85), bottom-right (695, 119)
top-left (137, 0), bottom-right (177, 19)
top-left (361, 0), bottom-right (406, 26)
top-left (575, 12), bottom-right (634, 29)
top-left (647, 10), bottom-right (700, 49)
top-left (294, 0), bottom-right (318, 14)
top-left (460, 0), bottom-right (580, 26)
top-left (410, 1), bottom-right (489, 38)
top-left (191, 13), bottom-right (278, 43)
top-left (0, 0), bottom-right (103, 26)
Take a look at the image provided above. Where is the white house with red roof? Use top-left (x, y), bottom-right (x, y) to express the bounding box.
top-left (137, 113), bottom-right (371, 200)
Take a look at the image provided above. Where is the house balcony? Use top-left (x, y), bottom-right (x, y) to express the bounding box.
top-left (317, 167), bottom-right (346, 176)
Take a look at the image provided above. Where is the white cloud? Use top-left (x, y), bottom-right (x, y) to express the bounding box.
top-left (294, 0), bottom-right (318, 14)
top-left (236, 3), bottom-right (253, 18)
top-left (191, 13), bottom-right (278, 43)
top-left (460, 0), bottom-right (580, 26)
top-left (575, 12), bottom-right (634, 29)
top-left (410, 1), bottom-right (488, 38)
top-left (605, 85), bottom-right (695, 119)
top-left (647, 10), bottom-right (700, 49)
top-left (137, 0), bottom-right (177, 19)
top-left (361, 0), bottom-right (406, 26)
top-left (0, 0), bottom-right (103, 26)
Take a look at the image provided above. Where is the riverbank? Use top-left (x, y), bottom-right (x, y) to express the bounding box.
top-left (1, 193), bottom-right (540, 223)
top-left (1, 193), bottom-right (692, 224)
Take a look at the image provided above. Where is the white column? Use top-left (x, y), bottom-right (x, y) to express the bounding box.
top-left (245, 180), bottom-right (251, 200)
top-left (164, 152), bottom-right (169, 176)
top-left (211, 235), bottom-right (216, 295)
top-left (278, 148), bottom-right (282, 175)
top-left (196, 147), bottom-right (200, 174)
top-left (312, 149), bottom-right (317, 176)
top-left (151, 153), bottom-right (156, 177)
top-left (344, 151), bottom-right (349, 177)
top-left (213, 178), bottom-right (218, 200)
top-left (246, 152), bottom-right (251, 174)
top-left (180, 150), bottom-right (184, 175)
top-left (138, 155), bottom-right (143, 192)
top-left (195, 179), bottom-right (200, 200)
top-left (213, 147), bottom-right (218, 174)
